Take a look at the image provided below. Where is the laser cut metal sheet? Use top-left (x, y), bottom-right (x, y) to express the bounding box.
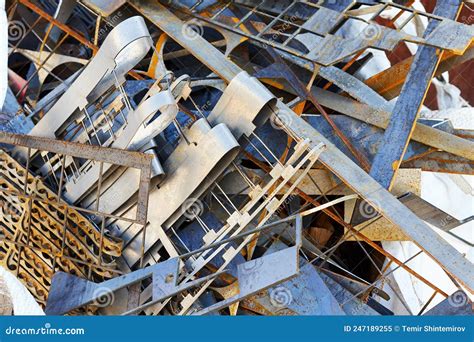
top-left (17, 16), bottom-right (152, 145)
top-left (0, 132), bottom-right (150, 307)
top-left (243, 259), bottom-right (346, 316)
top-left (63, 88), bottom-right (178, 204)
top-left (175, 214), bottom-right (305, 315)
top-left (46, 257), bottom-right (222, 315)
top-left (116, 140), bottom-right (325, 315)
top-left (168, 0), bottom-right (474, 66)
top-left (47, 215), bottom-right (302, 315)
top-left (171, 144), bottom-right (325, 315)
top-left (207, 71), bottom-right (277, 140)
top-left (195, 241), bottom-right (300, 315)
top-left (121, 118), bottom-right (240, 266)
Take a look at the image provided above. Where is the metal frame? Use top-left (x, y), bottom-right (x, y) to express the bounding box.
top-left (0, 132), bottom-right (153, 306)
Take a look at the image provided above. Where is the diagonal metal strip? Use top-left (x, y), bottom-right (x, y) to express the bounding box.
top-left (369, 0), bottom-right (464, 190)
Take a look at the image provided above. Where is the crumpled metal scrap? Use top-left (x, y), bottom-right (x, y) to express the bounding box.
top-left (1, 0), bottom-right (473, 316)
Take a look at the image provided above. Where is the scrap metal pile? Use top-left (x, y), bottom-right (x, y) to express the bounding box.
top-left (0, 0), bottom-right (473, 315)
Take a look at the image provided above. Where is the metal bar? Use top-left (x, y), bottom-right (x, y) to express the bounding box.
top-left (369, 0), bottom-right (464, 190)
top-left (0, 132), bottom-right (153, 169)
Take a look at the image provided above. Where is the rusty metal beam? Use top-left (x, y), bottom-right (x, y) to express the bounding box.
top-left (365, 44), bottom-right (474, 101)
top-left (369, 0), bottom-right (464, 190)
top-left (2, 132), bottom-right (153, 169)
